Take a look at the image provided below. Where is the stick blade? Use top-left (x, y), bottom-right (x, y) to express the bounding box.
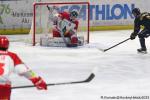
top-left (98, 48), bottom-right (105, 52)
top-left (84, 73), bottom-right (95, 82)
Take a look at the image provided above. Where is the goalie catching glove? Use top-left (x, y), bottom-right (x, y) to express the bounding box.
top-left (30, 76), bottom-right (47, 90)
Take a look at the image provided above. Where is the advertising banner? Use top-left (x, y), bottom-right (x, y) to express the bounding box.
top-left (0, 0), bottom-right (150, 34)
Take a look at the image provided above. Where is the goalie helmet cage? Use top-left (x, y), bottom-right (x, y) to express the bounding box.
top-left (32, 2), bottom-right (90, 46)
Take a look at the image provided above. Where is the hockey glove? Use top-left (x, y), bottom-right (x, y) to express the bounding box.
top-left (30, 77), bottom-right (47, 90)
top-left (130, 33), bottom-right (137, 40)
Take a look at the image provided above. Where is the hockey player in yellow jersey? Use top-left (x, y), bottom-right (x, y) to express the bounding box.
top-left (130, 8), bottom-right (150, 54)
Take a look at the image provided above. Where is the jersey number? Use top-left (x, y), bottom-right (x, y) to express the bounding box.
top-left (0, 63), bottom-right (4, 75)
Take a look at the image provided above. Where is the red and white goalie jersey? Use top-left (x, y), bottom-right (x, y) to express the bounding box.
top-left (0, 50), bottom-right (29, 85)
top-left (52, 11), bottom-right (79, 46)
top-left (57, 11), bottom-right (79, 31)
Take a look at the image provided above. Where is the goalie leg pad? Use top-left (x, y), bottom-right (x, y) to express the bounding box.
top-left (40, 36), bottom-right (84, 47)
top-left (40, 36), bottom-right (70, 47)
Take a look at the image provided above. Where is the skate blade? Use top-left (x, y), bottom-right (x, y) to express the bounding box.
top-left (137, 51), bottom-right (148, 54)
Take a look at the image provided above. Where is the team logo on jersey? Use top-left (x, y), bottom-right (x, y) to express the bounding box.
top-left (0, 63), bottom-right (4, 75)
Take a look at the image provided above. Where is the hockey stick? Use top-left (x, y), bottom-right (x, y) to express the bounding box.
top-left (59, 28), bottom-right (70, 47)
top-left (12, 73), bottom-right (95, 89)
top-left (100, 38), bottom-right (131, 52)
top-left (47, 5), bottom-right (50, 11)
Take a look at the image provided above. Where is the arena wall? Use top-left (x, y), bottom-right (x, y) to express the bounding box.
top-left (0, 0), bottom-right (150, 34)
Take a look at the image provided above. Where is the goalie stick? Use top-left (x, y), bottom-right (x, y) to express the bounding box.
top-left (59, 27), bottom-right (70, 47)
top-left (47, 5), bottom-right (50, 11)
top-left (12, 73), bottom-right (95, 89)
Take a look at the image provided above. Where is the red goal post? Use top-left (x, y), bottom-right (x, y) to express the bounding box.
top-left (32, 2), bottom-right (90, 46)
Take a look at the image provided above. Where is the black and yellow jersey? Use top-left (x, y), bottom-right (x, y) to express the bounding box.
top-left (133, 12), bottom-right (150, 34)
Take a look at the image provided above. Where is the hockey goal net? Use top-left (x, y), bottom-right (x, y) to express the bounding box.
top-left (31, 2), bottom-right (90, 46)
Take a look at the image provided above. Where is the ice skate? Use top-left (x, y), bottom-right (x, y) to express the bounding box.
top-left (137, 48), bottom-right (147, 54)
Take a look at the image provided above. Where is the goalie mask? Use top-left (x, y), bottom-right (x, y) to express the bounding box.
top-left (70, 11), bottom-right (78, 19)
top-left (0, 36), bottom-right (9, 50)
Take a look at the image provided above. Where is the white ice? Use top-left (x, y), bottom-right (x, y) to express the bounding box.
top-left (8, 30), bottom-right (150, 100)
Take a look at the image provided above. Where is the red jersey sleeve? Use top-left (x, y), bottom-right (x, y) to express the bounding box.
top-left (74, 20), bottom-right (79, 30)
top-left (59, 11), bottom-right (70, 20)
top-left (8, 52), bottom-right (23, 66)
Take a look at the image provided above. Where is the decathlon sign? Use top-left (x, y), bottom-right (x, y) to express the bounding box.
top-left (58, 3), bottom-right (135, 21)
top-left (90, 4), bottom-right (135, 20)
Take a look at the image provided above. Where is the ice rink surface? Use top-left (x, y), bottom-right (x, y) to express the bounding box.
top-left (8, 30), bottom-right (150, 100)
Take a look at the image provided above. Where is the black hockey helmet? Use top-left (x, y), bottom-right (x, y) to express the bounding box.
top-left (70, 11), bottom-right (78, 18)
top-left (132, 8), bottom-right (141, 15)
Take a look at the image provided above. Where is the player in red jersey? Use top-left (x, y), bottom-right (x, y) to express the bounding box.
top-left (0, 36), bottom-right (47, 100)
top-left (52, 10), bottom-right (79, 47)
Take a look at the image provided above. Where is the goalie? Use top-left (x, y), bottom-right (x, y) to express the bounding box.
top-left (52, 10), bottom-right (79, 47)
top-left (46, 5), bottom-right (80, 47)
